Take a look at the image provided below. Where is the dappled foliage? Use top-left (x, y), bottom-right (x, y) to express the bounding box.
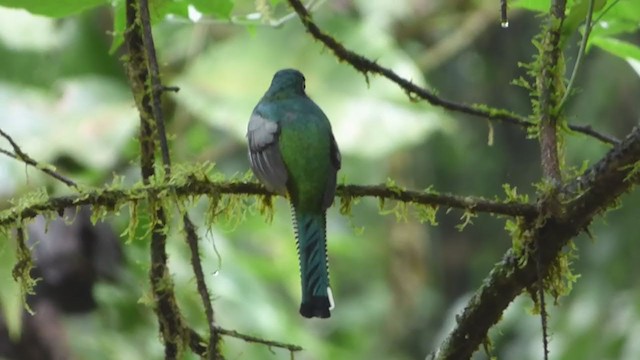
top-left (1, 0), bottom-right (640, 359)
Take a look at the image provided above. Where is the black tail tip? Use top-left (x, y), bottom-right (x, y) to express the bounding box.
top-left (300, 296), bottom-right (331, 319)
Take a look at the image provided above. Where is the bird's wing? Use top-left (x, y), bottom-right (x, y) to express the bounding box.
top-left (247, 113), bottom-right (288, 195)
top-left (322, 132), bottom-right (341, 209)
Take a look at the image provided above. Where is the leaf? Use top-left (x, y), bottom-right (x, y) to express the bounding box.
top-left (590, 36), bottom-right (640, 61)
top-left (109, 1), bottom-right (126, 53)
top-left (563, 0), bottom-right (608, 41)
top-left (0, 0), bottom-right (108, 18)
top-left (590, 0), bottom-right (640, 38)
top-left (110, 0), bottom-right (229, 53)
top-left (628, 59), bottom-right (640, 78)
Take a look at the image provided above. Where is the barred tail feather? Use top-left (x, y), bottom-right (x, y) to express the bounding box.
top-left (291, 207), bottom-right (333, 318)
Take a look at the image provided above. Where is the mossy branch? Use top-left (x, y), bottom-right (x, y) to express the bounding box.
top-left (434, 126), bottom-right (640, 359)
top-left (286, 0), bottom-right (618, 146)
top-left (534, 2), bottom-right (568, 357)
top-left (0, 180), bottom-right (538, 227)
top-left (536, 1), bottom-right (567, 185)
top-left (132, 0), bottom-right (222, 355)
top-left (124, 0), bottom-right (186, 357)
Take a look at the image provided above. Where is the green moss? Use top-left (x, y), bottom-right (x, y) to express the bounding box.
top-left (339, 195), bottom-right (354, 216)
top-left (414, 204), bottom-right (439, 226)
top-left (12, 226), bottom-right (37, 315)
top-left (456, 210), bottom-right (478, 231)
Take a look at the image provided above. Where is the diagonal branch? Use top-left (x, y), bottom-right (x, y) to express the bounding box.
top-left (433, 125), bottom-right (640, 359)
top-left (0, 129), bottom-right (77, 188)
top-left (286, 0), bottom-right (619, 146)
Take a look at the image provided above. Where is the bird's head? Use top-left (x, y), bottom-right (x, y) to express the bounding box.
top-left (264, 68), bottom-right (306, 99)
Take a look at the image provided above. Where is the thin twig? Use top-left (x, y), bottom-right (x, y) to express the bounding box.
top-left (184, 214), bottom-right (220, 359)
top-left (500, 0), bottom-right (509, 27)
top-left (286, 0), bottom-right (617, 146)
top-left (215, 327), bottom-right (303, 352)
top-left (0, 129), bottom-right (77, 188)
top-left (161, 85), bottom-right (180, 93)
top-left (287, 0), bottom-right (527, 124)
top-left (558, 0), bottom-right (595, 110)
top-left (592, 0), bottom-right (620, 24)
top-left (568, 124), bottom-right (619, 145)
top-left (188, 327), bottom-right (302, 354)
top-left (536, 245), bottom-right (550, 360)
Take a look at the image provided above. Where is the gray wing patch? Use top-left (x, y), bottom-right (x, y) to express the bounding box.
top-left (247, 113), bottom-right (288, 195)
top-left (322, 132), bottom-right (342, 209)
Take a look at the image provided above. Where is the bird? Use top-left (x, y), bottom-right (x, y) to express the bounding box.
top-left (247, 69), bottom-right (341, 318)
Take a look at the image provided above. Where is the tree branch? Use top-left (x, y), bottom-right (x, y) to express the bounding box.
top-left (135, 0), bottom-right (222, 355)
top-left (0, 129), bottom-right (77, 188)
top-left (537, 1), bottom-right (567, 184)
top-left (187, 327), bottom-right (302, 356)
top-left (138, 0), bottom-right (172, 174)
top-left (124, 1), bottom-right (185, 357)
top-left (433, 125), bottom-right (640, 359)
top-left (339, 184), bottom-right (537, 217)
top-left (286, 0), bottom-right (618, 146)
top-left (215, 327), bottom-right (303, 353)
top-left (0, 181), bottom-right (538, 227)
top-left (183, 215), bottom-right (222, 359)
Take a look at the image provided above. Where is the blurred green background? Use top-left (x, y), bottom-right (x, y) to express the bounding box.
top-left (0, 0), bottom-right (639, 359)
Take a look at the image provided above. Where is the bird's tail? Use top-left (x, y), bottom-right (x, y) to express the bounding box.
top-left (291, 208), bottom-right (334, 318)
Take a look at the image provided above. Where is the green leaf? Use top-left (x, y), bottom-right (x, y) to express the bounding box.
top-left (591, 0), bottom-right (640, 38)
top-left (109, 1), bottom-right (126, 53)
top-left (591, 36), bottom-right (640, 61)
top-left (628, 59), bottom-right (640, 78)
top-left (110, 0), bottom-right (230, 53)
top-left (563, 0), bottom-right (608, 40)
top-left (0, 0), bottom-right (108, 18)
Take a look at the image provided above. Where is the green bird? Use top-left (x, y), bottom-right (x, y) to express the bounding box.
top-left (247, 69), bottom-right (341, 318)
